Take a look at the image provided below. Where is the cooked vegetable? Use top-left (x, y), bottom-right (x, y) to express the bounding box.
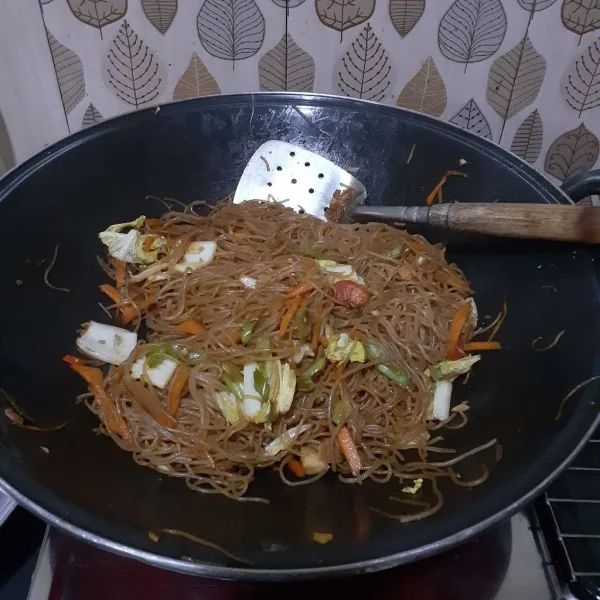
top-left (487, 301), bottom-right (507, 342)
top-left (76, 321), bottom-right (137, 366)
top-left (174, 241), bottom-right (217, 272)
top-left (176, 320), bottom-right (204, 336)
top-left (99, 217), bottom-right (164, 264)
top-left (447, 301), bottom-right (471, 360)
top-left (337, 426), bottom-right (362, 475)
top-left (272, 361), bottom-right (296, 415)
top-left (426, 170), bottom-right (467, 206)
top-left (426, 355), bottom-right (481, 381)
top-left (287, 458), bottom-right (305, 478)
top-left (241, 317), bottom-right (258, 345)
top-left (286, 281), bottom-right (314, 298)
top-left (312, 532), bottom-right (333, 544)
top-left (131, 355), bottom-right (178, 389)
top-left (242, 363), bottom-right (269, 423)
top-left (239, 275), bottom-right (257, 289)
top-left (264, 424), bottom-right (310, 456)
top-left (432, 380), bottom-right (453, 420)
top-left (292, 344), bottom-right (314, 365)
top-left (301, 445), bottom-right (328, 474)
top-left (317, 259), bottom-right (365, 285)
top-left (69, 364), bottom-right (130, 440)
top-left (388, 246), bottom-right (402, 259)
top-left (365, 342), bottom-right (409, 388)
top-left (214, 391), bottom-right (240, 424)
top-left (297, 357), bottom-right (326, 391)
top-left (462, 341), bottom-right (501, 351)
top-left (169, 368), bottom-right (189, 416)
top-left (279, 295), bottom-right (303, 338)
top-left (99, 284), bottom-right (137, 324)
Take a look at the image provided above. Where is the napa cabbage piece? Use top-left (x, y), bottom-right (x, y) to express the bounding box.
top-left (98, 216), bottom-right (164, 264)
top-left (316, 259), bottom-right (365, 285)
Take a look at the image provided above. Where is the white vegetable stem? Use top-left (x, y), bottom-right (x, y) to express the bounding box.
top-left (175, 241), bottom-right (217, 272)
top-left (432, 380), bottom-right (453, 420)
top-left (130, 356), bottom-right (178, 389)
top-left (76, 321), bottom-right (137, 366)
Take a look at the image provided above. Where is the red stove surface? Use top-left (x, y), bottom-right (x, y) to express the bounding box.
top-left (28, 516), bottom-right (551, 600)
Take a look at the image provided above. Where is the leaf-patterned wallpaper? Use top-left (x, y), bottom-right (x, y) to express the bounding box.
top-left (0, 0), bottom-right (599, 188)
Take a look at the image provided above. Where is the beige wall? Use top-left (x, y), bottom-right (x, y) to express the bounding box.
top-left (1, 0), bottom-right (599, 188)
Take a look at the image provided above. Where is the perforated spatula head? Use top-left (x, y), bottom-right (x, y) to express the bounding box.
top-left (233, 141), bottom-right (367, 219)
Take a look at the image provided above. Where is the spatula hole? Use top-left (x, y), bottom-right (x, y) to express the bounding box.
top-left (305, 162), bottom-right (310, 167)
top-left (290, 152), bottom-right (295, 157)
top-left (267, 182), bottom-right (272, 187)
top-left (309, 188), bottom-right (314, 194)
top-left (318, 173), bottom-right (324, 179)
top-left (277, 166), bottom-right (282, 171)
top-left (291, 179), bottom-right (297, 184)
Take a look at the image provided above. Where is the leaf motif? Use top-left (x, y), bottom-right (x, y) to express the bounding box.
top-left (142, 0), bottom-right (177, 34)
top-left (389, 0), bottom-right (425, 37)
top-left (173, 53), bottom-right (221, 100)
top-left (197, 0), bottom-right (265, 65)
top-left (545, 123), bottom-right (599, 181)
top-left (82, 103), bottom-right (103, 128)
top-left (67, 0), bottom-right (127, 39)
top-left (102, 20), bottom-right (166, 109)
top-left (563, 38), bottom-right (600, 117)
top-left (561, 0), bottom-right (600, 42)
top-left (334, 24), bottom-right (393, 101)
top-left (46, 30), bottom-right (86, 115)
top-left (449, 99), bottom-right (492, 139)
top-left (486, 35), bottom-right (547, 140)
top-left (315, 0), bottom-right (375, 41)
top-left (438, 0), bottom-right (507, 72)
top-left (396, 56), bottom-right (447, 117)
top-left (517, 0), bottom-right (558, 9)
top-left (271, 0), bottom-right (306, 7)
top-left (259, 34), bottom-right (315, 92)
top-left (510, 109), bottom-right (543, 164)
top-left (0, 110), bottom-right (15, 177)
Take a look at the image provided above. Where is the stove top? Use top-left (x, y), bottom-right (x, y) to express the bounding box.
top-left (26, 514), bottom-right (551, 600)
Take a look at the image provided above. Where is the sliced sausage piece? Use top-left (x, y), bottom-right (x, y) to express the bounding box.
top-left (332, 280), bottom-right (369, 308)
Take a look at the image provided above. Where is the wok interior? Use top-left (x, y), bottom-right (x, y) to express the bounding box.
top-left (0, 97), bottom-right (598, 572)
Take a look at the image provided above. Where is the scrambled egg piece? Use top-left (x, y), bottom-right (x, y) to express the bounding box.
top-left (325, 329), bottom-right (366, 364)
top-left (402, 478), bottom-right (423, 494)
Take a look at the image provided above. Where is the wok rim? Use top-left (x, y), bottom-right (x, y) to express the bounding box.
top-left (0, 92), bottom-right (595, 579)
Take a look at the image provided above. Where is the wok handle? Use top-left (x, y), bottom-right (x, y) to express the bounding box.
top-left (351, 203), bottom-right (600, 243)
top-left (561, 169), bottom-right (600, 203)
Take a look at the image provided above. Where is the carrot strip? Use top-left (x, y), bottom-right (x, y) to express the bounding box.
top-left (426, 174), bottom-right (448, 206)
top-left (169, 368), bottom-right (189, 417)
top-left (438, 270), bottom-right (472, 294)
top-left (447, 302), bottom-right (471, 360)
top-left (338, 426), bottom-right (362, 475)
top-left (426, 171), bottom-right (468, 206)
top-left (320, 336), bottom-right (329, 349)
top-left (279, 295), bottom-right (303, 338)
top-left (143, 236), bottom-right (154, 252)
top-left (463, 341), bottom-right (502, 351)
top-left (287, 458), bottom-right (305, 478)
top-left (334, 363), bottom-right (346, 381)
top-left (145, 218), bottom-right (163, 229)
top-left (68, 364), bottom-right (103, 386)
top-left (488, 301), bottom-right (507, 342)
top-left (176, 320), bottom-right (204, 336)
top-left (115, 260), bottom-right (126, 289)
top-left (62, 354), bottom-right (85, 365)
top-left (312, 302), bottom-right (324, 353)
top-left (99, 284), bottom-right (138, 324)
top-left (68, 364), bottom-right (130, 441)
top-left (286, 282), bottom-right (314, 299)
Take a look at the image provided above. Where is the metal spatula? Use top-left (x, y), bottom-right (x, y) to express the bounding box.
top-left (233, 141), bottom-right (366, 220)
top-left (234, 141), bottom-right (600, 244)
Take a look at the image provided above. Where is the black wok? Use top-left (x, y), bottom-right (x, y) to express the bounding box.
top-left (0, 94), bottom-right (599, 580)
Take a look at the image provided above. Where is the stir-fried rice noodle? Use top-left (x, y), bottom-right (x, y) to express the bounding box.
top-left (81, 200), bottom-right (494, 518)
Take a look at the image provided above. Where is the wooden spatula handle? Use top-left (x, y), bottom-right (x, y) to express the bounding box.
top-left (351, 203), bottom-right (600, 243)
top-left (428, 203), bottom-right (600, 243)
